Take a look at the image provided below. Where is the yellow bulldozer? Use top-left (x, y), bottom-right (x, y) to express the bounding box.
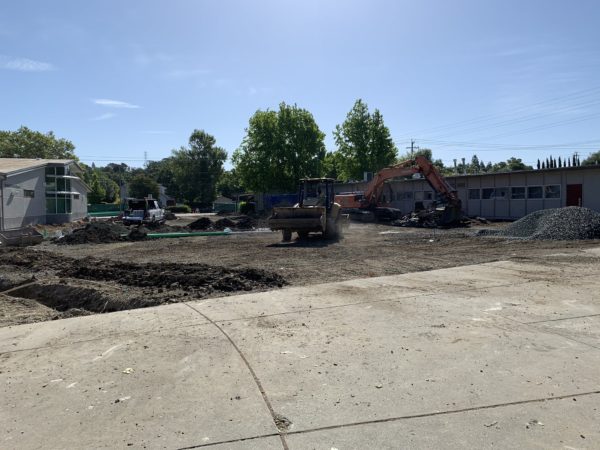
top-left (268, 178), bottom-right (348, 241)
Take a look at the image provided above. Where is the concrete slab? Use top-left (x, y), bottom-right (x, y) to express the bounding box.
top-left (1, 325), bottom-right (276, 449)
top-left (286, 393), bottom-right (600, 449)
top-left (0, 302), bottom-right (207, 353)
top-left (221, 296), bottom-right (600, 432)
top-left (435, 277), bottom-right (600, 325)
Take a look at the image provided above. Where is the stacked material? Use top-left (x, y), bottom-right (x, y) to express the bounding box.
top-left (479, 207), bottom-right (600, 240)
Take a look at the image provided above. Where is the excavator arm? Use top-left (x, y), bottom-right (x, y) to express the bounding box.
top-left (413, 156), bottom-right (461, 207)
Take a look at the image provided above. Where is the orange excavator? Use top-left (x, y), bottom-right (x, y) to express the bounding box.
top-left (335, 156), bottom-right (463, 226)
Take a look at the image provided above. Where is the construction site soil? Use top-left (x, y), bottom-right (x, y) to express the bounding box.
top-left (1, 220), bottom-right (599, 327)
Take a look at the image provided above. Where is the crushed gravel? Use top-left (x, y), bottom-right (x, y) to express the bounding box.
top-left (477, 207), bottom-right (600, 240)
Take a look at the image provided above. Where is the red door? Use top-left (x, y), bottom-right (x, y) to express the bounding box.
top-left (566, 184), bottom-right (582, 206)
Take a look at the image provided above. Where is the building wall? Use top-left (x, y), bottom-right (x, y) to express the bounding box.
top-left (1, 168), bottom-right (47, 229)
top-left (333, 166), bottom-right (600, 220)
top-left (1, 165), bottom-right (89, 229)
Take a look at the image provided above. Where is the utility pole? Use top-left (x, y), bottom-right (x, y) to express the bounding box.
top-left (144, 151), bottom-right (148, 167)
top-left (406, 139), bottom-right (419, 158)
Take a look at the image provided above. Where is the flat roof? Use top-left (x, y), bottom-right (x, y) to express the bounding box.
top-left (0, 158), bottom-right (78, 177)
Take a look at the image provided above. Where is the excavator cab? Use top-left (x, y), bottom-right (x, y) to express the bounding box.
top-left (268, 178), bottom-right (348, 241)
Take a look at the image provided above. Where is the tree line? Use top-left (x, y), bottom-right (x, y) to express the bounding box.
top-left (2, 109), bottom-right (600, 205)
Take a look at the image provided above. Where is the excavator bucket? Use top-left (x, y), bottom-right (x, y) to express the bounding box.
top-left (0, 227), bottom-right (43, 247)
top-left (268, 206), bottom-right (326, 233)
top-left (436, 203), bottom-right (463, 226)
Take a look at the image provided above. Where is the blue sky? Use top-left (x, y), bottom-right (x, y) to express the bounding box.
top-left (1, 0), bottom-right (599, 169)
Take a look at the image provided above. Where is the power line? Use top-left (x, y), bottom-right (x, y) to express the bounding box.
top-left (396, 85), bottom-right (600, 140)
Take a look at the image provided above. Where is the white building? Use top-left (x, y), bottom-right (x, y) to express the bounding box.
top-left (0, 158), bottom-right (89, 230)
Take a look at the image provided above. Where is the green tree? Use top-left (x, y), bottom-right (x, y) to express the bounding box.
top-left (321, 151), bottom-right (344, 179)
top-left (128, 173), bottom-right (160, 199)
top-left (491, 157), bottom-right (533, 172)
top-left (333, 99), bottom-right (397, 180)
top-left (171, 130), bottom-right (227, 205)
top-left (582, 151), bottom-right (600, 165)
top-left (233, 102), bottom-right (326, 192)
top-left (0, 126), bottom-right (77, 159)
top-left (216, 169), bottom-right (244, 199)
top-left (81, 165), bottom-right (120, 203)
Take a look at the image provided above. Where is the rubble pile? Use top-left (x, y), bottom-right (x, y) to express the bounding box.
top-left (479, 207), bottom-right (600, 240)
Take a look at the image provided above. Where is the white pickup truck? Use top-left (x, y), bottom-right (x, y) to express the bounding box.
top-left (122, 198), bottom-right (166, 226)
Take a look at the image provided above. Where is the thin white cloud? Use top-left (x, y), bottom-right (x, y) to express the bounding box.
top-left (0, 56), bottom-right (55, 72)
top-left (93, 98), bottom-right (140, 109)
top-left (91, 113), bottom-right (116, 121)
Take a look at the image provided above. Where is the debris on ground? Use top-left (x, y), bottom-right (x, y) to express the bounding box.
top-left (391, 210), bottom-right (469, 228)
top-left (477, 207), bottom-right (600, 240)
top-left (274, 413), bottom-right (292, 431)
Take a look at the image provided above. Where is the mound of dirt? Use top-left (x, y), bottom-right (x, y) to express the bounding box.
top-left (479, 207), bottom-right (600, 240)
top-left (56, 222), bottom-right (129, 245)
top-left (189, 217), bottom-right (212, 230)
top-left (60, 258), bottom-right (286, 295)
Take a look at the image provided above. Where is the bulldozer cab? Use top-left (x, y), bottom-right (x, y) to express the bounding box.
top-left (299, 178), bottom-right (335, 210)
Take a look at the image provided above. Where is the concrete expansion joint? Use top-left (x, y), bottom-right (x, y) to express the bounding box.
top-left (183, 302), bottom-right (290, 450)
top-left (177, 390), bottom-right (600, 449)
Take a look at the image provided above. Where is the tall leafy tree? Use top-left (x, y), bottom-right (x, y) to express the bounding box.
top-left (582, 151), bottom-right (600, 165)
top-left (171, 130), bottom-right (227, 205)
top-left (128, 173), bottom-right (160, 199)
top-left (81, 165), bottom-right (120, 203)
top-left (232, 102), bottom-right (326, 192)
top-left (216, 169), bottom-right (244, 199)
top-left (333, 99), bottom-right (397, 180)
top-left (0, 126), bottom-right (77, 159)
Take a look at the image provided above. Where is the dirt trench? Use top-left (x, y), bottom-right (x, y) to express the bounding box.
top-left (0, 248), bottom-right (287, 327)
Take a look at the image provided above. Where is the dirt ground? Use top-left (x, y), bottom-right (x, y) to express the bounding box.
top-left (1, 219), bottom-right (599, 327)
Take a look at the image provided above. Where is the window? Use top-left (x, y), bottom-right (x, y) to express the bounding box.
top-left (482, 188), bottom-right (495, 199)
top-left (528, 186), bottom-right (543, 199)
top-left (45, 177), bottom-right (57, 192)
top-left (55, 166), bottom-right (65, 176)
top-left (24, 189), bottom-right (35, 198)
top-left (511, 187), bottom-right (525, 199)
top-left (495, 187), bottom-right (509, 199)
top-left (468, 189), bottom-right (480, 200)
top-left (424, 191), bottom-right (433, 200)
top-left (46, 198), bottom-right (56, 214)
top-left (545, 185), bottom-right (561, 199)
top-left (45, 167), bottom-right (55, 176)
top-left (73, 194), bottom-right (80, 200)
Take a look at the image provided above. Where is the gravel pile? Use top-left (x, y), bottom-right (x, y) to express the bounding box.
top-left (479, 207), bottom-right (600, 240)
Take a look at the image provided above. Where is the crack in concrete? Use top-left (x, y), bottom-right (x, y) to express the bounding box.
top-left (526, 313), bottom-right (600, 324)
top-left (178, 390), bottom-right (600, 448)
top-left (184, 302), bottom-right (289, 450)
